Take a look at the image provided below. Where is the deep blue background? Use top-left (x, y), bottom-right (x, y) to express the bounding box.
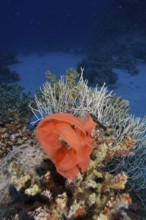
top-left (0, 0), bottom-right (110, 53)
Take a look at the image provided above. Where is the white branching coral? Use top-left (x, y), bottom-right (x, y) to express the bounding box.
top-left (30, 68), bottom-right (146, 205)
top-left (30, 69), bottom-right (146, 143)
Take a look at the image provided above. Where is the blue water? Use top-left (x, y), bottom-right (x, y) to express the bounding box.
top-left (0, 0), bottom-right (146, 53)
top-left (0, 0), bottom-right (109, 53)
top-left (0, 0), bottom-right (146, 117)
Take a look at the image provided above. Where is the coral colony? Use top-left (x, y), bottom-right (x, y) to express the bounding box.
top-left (0, 69), bottom-right (146, 219)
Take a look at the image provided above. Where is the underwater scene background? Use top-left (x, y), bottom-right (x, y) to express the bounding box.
top-left (0, 0), bottom-right (146, 219)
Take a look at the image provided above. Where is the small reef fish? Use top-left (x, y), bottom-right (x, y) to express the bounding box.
top-left (36, 113), bottom-right (96, 179)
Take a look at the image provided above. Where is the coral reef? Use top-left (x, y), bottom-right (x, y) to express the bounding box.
top-left (0, 124), bottom-right (133, 220)
top-left (31, 69), bottom-right (146, 143)
top-left (30, 70), bottom-right (146, 205)
top-left (0, 69), bottom-right (146, 219)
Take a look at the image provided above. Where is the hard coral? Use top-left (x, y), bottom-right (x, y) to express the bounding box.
top-left (31, 69), bottom-right (146, 206)
top-left (36, 112), bottom-right (96, 179)
top-left (0, 119), bottom-right (133, 220)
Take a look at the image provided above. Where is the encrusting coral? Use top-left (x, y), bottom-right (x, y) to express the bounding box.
top-left (0, 68), bottom-right (146, 219)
